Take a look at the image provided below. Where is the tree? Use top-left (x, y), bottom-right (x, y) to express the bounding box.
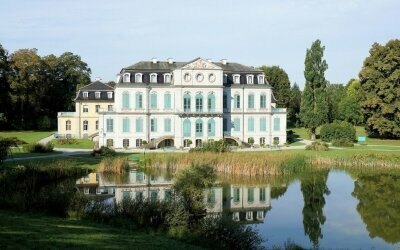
top-left (288, 83), bottom-right (302, 127)
top-left (326, 83), bottom-right (345, 122)
top-left (338, 79), bottom-right (363, 125)
top-left (259, 65), bottom-right (291, 108)
top-left (0, 43), bottom-right (11, 129)
top-left (359, 39), bottom-right (400, 138)
top-left (299, 40), bottom-right (329, 140)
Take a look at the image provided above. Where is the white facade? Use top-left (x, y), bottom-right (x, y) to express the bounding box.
top-left (99, 58), bottom-right (286, 149)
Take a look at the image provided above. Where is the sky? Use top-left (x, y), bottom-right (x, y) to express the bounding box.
top-left (1, 0), bottom-right (399, 88)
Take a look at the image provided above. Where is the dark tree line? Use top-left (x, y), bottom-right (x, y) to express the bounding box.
top-left (0, 43), bottom-right (91, 130)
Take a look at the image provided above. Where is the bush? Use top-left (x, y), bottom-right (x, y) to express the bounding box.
top-left (305, 141), bottom-right (329, 151)
top-left (189, 140), bottom-right (231, 153)
top-left (0, 137), bottom-right (17, 165)
top-left (331, 138), bottom-right (354, 147)
top-left (320, 121), bottom-right (356, 142)
top-left (23, 142), bottom-right (54, 153)
top-left (57, 138), bottom-right (78, 145)
top-left (37, 115), bottom-right (52, 130)
top-left (91, 146), bottom-right (116, 157)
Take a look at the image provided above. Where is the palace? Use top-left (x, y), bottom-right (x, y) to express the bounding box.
top-left (58, 57), bottom-right (287, 149)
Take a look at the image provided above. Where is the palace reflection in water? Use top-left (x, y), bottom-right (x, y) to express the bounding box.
top-left (76, 170), bottom-right (271, 223)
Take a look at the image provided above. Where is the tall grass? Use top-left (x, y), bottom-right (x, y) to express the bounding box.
top-left (99, 157), bottom-right (130, 174)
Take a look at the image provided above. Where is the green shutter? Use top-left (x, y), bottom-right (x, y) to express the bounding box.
top-left (150, 93), bottom-right (157, 109)
top-left (248, 94), bottom-right (254, 109)
top-left (123, 118), bottom-right (130, 133)
top-left (260, 95), bottom-right (266, 108)
top-left (208, 93), bottom-right (215, 112)
top-left (122, 92), bottom-right (129, 109)
top-left (208, 119), bottom-right (215, 136)
top-left (248, 188), bottom-right (254, 202)
top-left (164, 93), bottom-right (171, 109)
top-left (135, 93), bottom-right (141, 109)
top-left (165, 118), bottom-right (171, 132)
top-left (274, 118), bottom-right (280, 131)
top-left (248, 118), bottom-right (254, 132)
top-left (260, 118), bottom-right (266, 132)
top-left (183, 119), bottom-right (191, 137)
top-left (234, 118), bottom-right (240, 132)
top-left (136, 118), bottom-right (143, 132)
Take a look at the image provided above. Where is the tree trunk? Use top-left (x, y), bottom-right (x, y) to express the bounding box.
top-left (310, 127), bottom-right (316, 140)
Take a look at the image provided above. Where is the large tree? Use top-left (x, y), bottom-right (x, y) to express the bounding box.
top-left (338, 79), bottom-right (363, 125)
top-left (288, 83), bottom-right (302, 127)
top-left (259, 65), bottom-right (291, 108)
top-left (359, 39), bottom-right (400, 138)
top-left (0, 43), bottom-right (11, 128)
top-left (326, 83), bottom-right (345, 122)
top-left (299, 40), bottom-right (329, 140)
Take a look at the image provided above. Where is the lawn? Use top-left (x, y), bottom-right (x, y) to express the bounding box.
top-left (0, 210), bottom-right (202, 250)
top-left (0, 131), bottom-right (54, 143)
top-left (52, 139), bottom-right (95, 149)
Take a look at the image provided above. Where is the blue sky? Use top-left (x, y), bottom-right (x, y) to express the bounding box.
top-left (1, 0), bottom-right (399, 88)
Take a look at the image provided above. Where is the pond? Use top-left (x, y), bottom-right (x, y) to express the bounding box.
top-left (76, 169), bottom-right (400, 249)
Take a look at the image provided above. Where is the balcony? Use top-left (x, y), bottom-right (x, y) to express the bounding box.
top-left (58, 112), bottom-right (77, 117)
top-left (175, 109), bottom-right (223, 117)
top-left (271, 108), bottom-right (286, 113)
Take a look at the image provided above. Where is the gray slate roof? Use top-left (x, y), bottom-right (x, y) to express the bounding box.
top-left (79, 81), bottom-right (114, 91)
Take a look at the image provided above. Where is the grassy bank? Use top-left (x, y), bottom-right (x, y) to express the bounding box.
top-left (0, 210), bottom-right (201, 250)
top-left (52, 139), bottom-right (95, 149)
top-left (0, 131), bottom-right (54, 143)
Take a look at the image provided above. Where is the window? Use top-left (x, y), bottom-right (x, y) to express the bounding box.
top-left (95, 92), bottom-right (100, 99)
top-left (260, 137), bottom-right (266, 145)
top-left (164, 118), bottom-right (171, 132)
top-left (247, 75), bottom-right (254, 84)
top-left (195, 93), bottom-right (203, 112)
top-left (83, 120), bottom-right (88, 131)
top-left (184, 73), bottom-right (191, 82)
top-left (248, 94), bottom-right (254, 109)
top-left (164, 74), bottom-right (171, 83)
top-left (136, 118), bottom-right (143, 132)
top-left (195, 139), bottom-right (202, 147)
top-left (107, 92), bottom-right (113, 99)
top-left (106, 139), bottom-right (113, 147)
top-left (248, 117), bottom-right (254, 132)
top-left (260, 118), bottom-right (267, 132)
top-left (66, 120), bottom-right (71, 131)
top-left (273, 117), bottom-right (280, 131)
top-left (196, 73), bottom-right (204, 82)
top-left (95, 105), bottom-right (100, 112)
top-left (164, 189), bottom-right (172, 202)
top-left (123, 73), bottom-right (130, 83)
top-left (150, 92), bottom-right (157, 109)
top-left (83, 92), bottom-right (88, 99)
top-left (208, 73), bottom-right (216, 82)
top-left (234, 94), bottom-right (241, 109)
top-left (273, 137), bottom-right (280, 145)
top-left (258, 75), bottom-right (264, 84)
top-left (207, 93), bottom-right (215, 112)
top-left (96, 120), bottom-right (99, 130)
top-left (195, 118), bottom-right (203, 136)
top-left (233, 74), bottom-right (240, 84)
top-left (207, 119), bottom-right (215, 136)
top-left (223, 93), bottom-right (228, 109)
top-left (135, 73), bottom-right (142, 83)
top-left (183, 119), bottom-right (191, 137)
top-left (123, 139), bottom-right (129, 148)
top-left (106, 118), bottom-right (113, 132)
top-left (108, 105), bottom-right (113, 111)
top-left (150, 118), bottom-right (157, 132)
top-left (183, 139), bottom-right (191, 147)
top-left (223, 118), bottom-right (228, 132)
top-left (257, 211), bottom-right (264, 220)
top-left (136, 139), bottom-right (142, 147)
top-left (260, 188), bottom-right (266, 202)
top-left (83, 105), bottom-right (88, 113)
top-left (122, 92), bottom-right (130, 109)
top-left (233, 188), bottom-right (240, 202)
top-left (164, 92), bottom-right (171, 109)
top-left (150, 73), bottom-right (157, 83)
top-left (136, 172), bottom-right (144, 182)
top-left (248, 188), bottom-right (254, 202)
top-left (183, 93), bottom-right (191, 112)
top-left (123, 118), bottom-right (130, 132)
top-left (122, 191), bottom-right (130, 200)
top-left (150, 191), bottom-right (158, 202)
top-left (260, 94), bottom-right (267, 109)
top-left (233, 118), bottom-right (240, 132)
top-left (207, 189), bottom-right (216, 204)
top-left (246, 211), bottom-right (253, 221)
top-left (135, 191), bottom-right (143, 201)
top-left (135, 92), bottom-right (143, 109)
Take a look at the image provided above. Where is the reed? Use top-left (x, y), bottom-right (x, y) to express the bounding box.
top-left (99, 157), bottom-right (130, 174)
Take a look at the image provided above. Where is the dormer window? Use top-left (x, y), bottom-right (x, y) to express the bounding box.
top-left (135, 73), bottom-right (143, 83)
top-left (164, 73), bottom-right (171, 83)
top-left (233, 74), bottom-right (240, 84)
top-left (123, 73), bottom-right (130, 83)
top-left (83, 92), bottom-right (88, 99)
top-left (107, 92), bottom-right (113, 99)
top-left (150, 73), bottom-right (158, 83)
top-left (247, 75), bottom-right (254, 84)
top-left (258, 75), bottom-right (264, 84)
top-left (95, 92), bottom-right (100, 99)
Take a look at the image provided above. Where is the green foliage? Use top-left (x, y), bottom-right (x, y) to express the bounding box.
top-left (189, 140), bottom-right (231, 153)
top-left (359, 39), bottom-right (400, 138)
top-left (326, 83), bottom-right (345, 122)
top-left (0, 44), bottom-right (12, 130)
top-left (331, 139), bottom-right (354, 147)
top-left (305, 142), bottom-right (329, 151)
top-left (260, 65), bottom-right (291, 108)
top-left (57, 138), bottom-right (78, 145)
top-left (91, 146), bottom-right (116, 157)
top-left (37, 115), bottom-right (52, 130)
top-left (23, 141), bottom-right (54, 153)
top-left (299, 39), bottom-right (329, 139)
top-left (338, 79), bottom-right (364, 125)
top-left (320, 121), bottom-right (356, 142)
top-left (288, 83), bottom-right (302, 127)
top-left (0, 137), bottom-right (17, 165)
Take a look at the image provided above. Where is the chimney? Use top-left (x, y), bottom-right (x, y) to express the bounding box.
top-left (167, 58), bottom-right (174, 64)
top-left (221, 59), bottom-right (227, 65)
top-left (94, 77), bottom-right (102, 81)
top-left (152, 58), bottom-right (158, 64)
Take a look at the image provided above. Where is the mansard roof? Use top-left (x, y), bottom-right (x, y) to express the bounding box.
top-left (75, 81), bottom-right (114, 101)
top-left (79, 81), bottom-right (114, 91)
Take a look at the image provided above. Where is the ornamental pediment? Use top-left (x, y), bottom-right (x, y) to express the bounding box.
top-left (181, 58), bottom-right (221, 70)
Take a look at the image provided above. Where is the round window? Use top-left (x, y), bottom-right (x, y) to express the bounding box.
top-left (196, 73), bottom-right (204, 82)
top-left (209, 73), bottom-right (216, 83)
top-left (184, 73), bottom-right (191, 82)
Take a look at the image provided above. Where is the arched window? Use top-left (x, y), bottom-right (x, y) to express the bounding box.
top-left (247, 75), bottom-right (254, 84)
top-left (258, 75), bottom-right (264, 84)
top-left (83, 120), bottom-right (88, 131)
top-left (233, 74), bottom-right (240, 84)
top-left (183, 93), bottom-right (191, 112)
top-left (195, 93), bottom-right (203, 112)
top-left (150, 92), bottom-right (157, 109)
top-left (122, 92), bottom-right (130, 109)
top-left (164, 73), bottom-right (171, 83)
top-left (150, 73), bottom-right (157, 83)
top-left (195, 118), bottom-right (203, 137)
top-left (66, 120), bottom-right (71, 131)
top-left (207, 92), bottom-right (215, 112)
top-left (123, 73), bottom-right (130, 83)
top-left (183, 119), bottom-right (191, 137)
top-left (207, 119), bottom-right (215, 136)
top-left (135, 73), bottom-right (142, 83)
top-left (135, 92), bottom-right (143, 109)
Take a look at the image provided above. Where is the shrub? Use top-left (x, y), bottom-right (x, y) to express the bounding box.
top-left (286, 130), bottom-right (297, 144)
top-left (305, 141), bottom-right (329, 151)
top-left (331, 138), bottom-right (354, 147)
top-left (37, 115), bottom-right (52, 130)
top-left (91, 146), bottom-right (116, 157)
top-left (320, 121), bottom-right (356, 142)
top-left (23, 142), bottom-right (54, 153)
top-left (0, 137), bottom-right (17, 165)
top-left (189, 140), bottom-right (231, 153)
